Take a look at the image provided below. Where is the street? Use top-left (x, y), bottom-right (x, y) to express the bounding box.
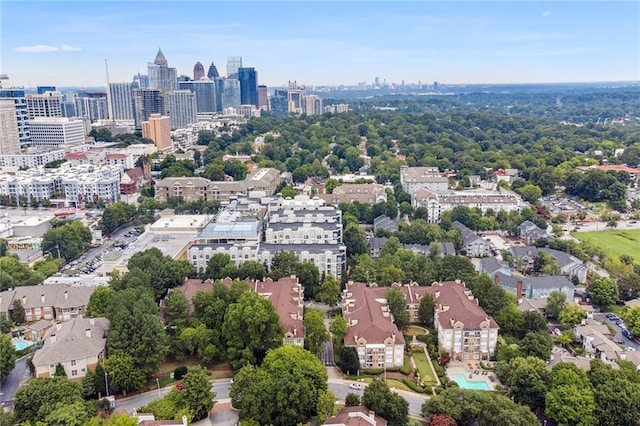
top-left (0, 357), bottom-right (28, 407)
top-left (593, 313), bottom-right (640, 352)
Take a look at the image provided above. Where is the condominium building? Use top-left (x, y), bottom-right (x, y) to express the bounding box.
top-left (320, 183), bottom-right (387, 205)
top-left (304, 95), bottom-right (323, 115)
top-left (0, 86), bottom-right (30, 147)
top-left (132, 88), bottom-right (164, 129)
top-left (148, 48), bottom-right (178, 92)
top-left (400, 166), bottom-right (449, 194)
top-left (165, 90), bottom-right (197, 129)
top-left (26, 92), bottom-right (62, 118)
top-left (28, 117), bottom-right (85, 147)
top-left (141, 114), bottom-right (172, 152)
top-left (0, 148), bottom-right (65, 169)
top-left (253, 277), bottom-right (305, 346)
top-left (178, 80), bottom-right (217, 113)
top-left (0, 99), bottom-right (21, 155)
top-left (74, 93), bottom-right (108, 122)
top-left (107, 82), bottom-right (135, 120)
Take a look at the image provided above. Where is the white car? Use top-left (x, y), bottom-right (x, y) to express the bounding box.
top-left (349, 383), bottom-right (363, 390)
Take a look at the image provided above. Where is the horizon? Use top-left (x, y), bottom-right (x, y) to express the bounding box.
top-left (1, 1), bottom-right (639, 88)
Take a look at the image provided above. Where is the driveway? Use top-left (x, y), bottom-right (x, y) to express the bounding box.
top-left (0, 357), bottom-right (28, 407)
top-left (594, 313), bottom-right (640, 352)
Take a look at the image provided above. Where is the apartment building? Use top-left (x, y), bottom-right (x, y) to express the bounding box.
top-left (0, 285), bottom-right (96, 322)
top-left (452, 221), bottom-right (491, 257)
top-left (320, 183), bottom-right (387, 205)
top-left (253, 276), bottom-right (305, 346)
top-left (400, 166), bottom-right (449, 194)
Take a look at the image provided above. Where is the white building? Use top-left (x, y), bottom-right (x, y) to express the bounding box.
top-left (400, 166), bottom-right (449, 194)
top-left (304, 95), bottom-right (323, 115)
top-left (107, 82), bottom-right (135, 120)
top-left (28, 117), bottom-right (85, 147)
top-left (26, 92), bottom-right (62, 118)
top-left (0, 148), bottom-right (65, 170)
top-left (0, 99), bottom-right (21, 155)
top-left (165, 90), bottom-right (197, 129)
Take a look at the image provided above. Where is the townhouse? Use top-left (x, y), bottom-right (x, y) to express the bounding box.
top-left (0, 284), bottom-right (95, 322)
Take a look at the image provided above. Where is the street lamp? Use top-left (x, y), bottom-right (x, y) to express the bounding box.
top-left (104, 370), bottom-right (109, 397)
top-left (156, 377), bottom-right (161, 397)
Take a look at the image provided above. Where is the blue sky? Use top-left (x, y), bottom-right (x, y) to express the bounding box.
top-left (1, 1), bottom-right (638, 88)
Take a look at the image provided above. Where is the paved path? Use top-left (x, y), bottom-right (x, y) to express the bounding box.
top-left (0, 357), bottom-right (29, 407)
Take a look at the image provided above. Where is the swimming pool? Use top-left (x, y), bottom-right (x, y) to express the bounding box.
top-left (450, 374), bottom-right (491, 390)
top-left (13, 340), bottom-right (32, 351)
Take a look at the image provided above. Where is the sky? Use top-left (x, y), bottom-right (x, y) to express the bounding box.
top-left (1, 1), bottom-right (639, 88)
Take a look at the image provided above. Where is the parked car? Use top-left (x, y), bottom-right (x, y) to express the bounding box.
top-left (349, 383), bottom-right (363, 390)
top-left (608, 315), bottom-right (620, 322)
top-left (616, 320), bottom-right (626, 327)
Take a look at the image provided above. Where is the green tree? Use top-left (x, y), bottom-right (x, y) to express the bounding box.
top-left (345, 393), bottom-right (361, 407)
top-left (316, 391), bottom-right (336, 425)
top-left (42, 220), bottom-right (92, 261)
top-left (303, 308), bottom-right (329, 355)
top-left (206, 253), bottom-right (233, 279)
top-left (386, 288), bottom-right (410, 331)
top-left (10, 298), bottom-right (25, 324)
top-left (163, 290), bottom-right (190, 331)
top-left (559, 303), bottom-right (587, 327)
top-left (237, 261), bottom-right (267, 281)
top-left (103, 354), bottom-right (146, 396)
top-left (363, 379), bottom-right (409, 426)
top-left (546, 291), bottom-right (567, 319)
top-left (622, 306), bottom-right (640, 335)
top-left (0, 238), bottom-right (8, 256)
top-left (587, 277), bottom-right (619, 308)
top-left (126, 248), bottom-right (192, 301)
top-left (417, 292), bottom-right (435, 326)
top-left (0, 335), bottom-right (16, 379)
top-left (280, 185), bottom-right (297, 198)
top-left (297, 261), bottom-right (321, 299)
top-left (44, 401), bottom-right (91, 426)
top-left (81, 369), bottom-right (97, 399)
top-left (14, 377), bottom-right (83, 424)
top-left (318, 275), bottom-right (341, 306)
top-left (501, 357), bottom-right (549, 410)
top-left (522, 310), bottom-right (548, 334)
top-left (344, 223), bottom-right (368, 257)
top-left (101, 202), bottom-right (137, 234)
top-left (222, 291), bottom-right (284, 371)
top-left (181, 366), bottom-right (215, 421)
top-left (86, 286), bottom-right (116, 317)
top-left (329, 315), bottom-right (348, 347)
top-left (546, 363), bottom-right (597, 426)
top-left (269, 251), bottom-right (300, 279)
top-left (340, 346), bottom-right (360, 375)
top-left (588, 360), bottom-right (640, 426)
top-left (55, 362), bottom-right (67, 377)
top-left (519, 331), bottom-right (553, 360)
top-left (516, 183), bottom-right (543, 204)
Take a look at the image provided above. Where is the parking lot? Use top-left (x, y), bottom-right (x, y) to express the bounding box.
top-left (594, 313), bottom-right (640, 352)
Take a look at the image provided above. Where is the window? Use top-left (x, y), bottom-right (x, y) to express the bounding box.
top-left (71, 360), bottom-right (76, 366)
top-left (71, 370), bottom-right (78, 376)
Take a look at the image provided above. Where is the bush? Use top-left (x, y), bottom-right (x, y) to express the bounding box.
top-left (434, 386), bottom-right (444, 395)
top-left (173, 366), bottom-right (188, 380)
top-left (479, 361), bottom-right (493, 371)
top-left (399, 361), bottom-right (411, 376)
top-left (401, 379), bottom-right (428, 393)
top-left (360, 368), bottom-right (384, 375)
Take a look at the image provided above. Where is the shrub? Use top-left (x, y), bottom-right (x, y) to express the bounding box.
top-left (173, 366), bottom-right (188, 380)
top-left (434, 386), bottom-right (444, 395)
top-left (360, 368), bottom-right (383, 375)
top-left (399, 362), bottom-right (411, 376)
top-left (401, 379), bottom-right (427, 393)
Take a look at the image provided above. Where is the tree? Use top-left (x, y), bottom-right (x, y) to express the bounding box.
top-left (269, 251), bottom-right (300, 279)
top-left (14, 377), bottom-right (83, 424)
top-left (345, 393), bottom-right (361, 407)
top-left (280, 185), bottom-right (297, 198)
top-left (316, 391), bottom-right (336, 425)
top-left (329, 315), bottom-right (348, 347)
top-left (303, 308), bottom-right (329, 355)
top-left (234, 345), bottom-right (328, 425)
top-left (546, 363), bottom-right (597, 426)
top-left (0, 335), bottom-right (16, 379)
top-left (107, 288), bottom-right (168, 376)
top-left (386, 288), bottom-right (410, 331)
top-left (103, 354), bottom-right (146, 396)
top-left (163, 290), bottom-right (190, 331)
top-left (418, 292), bottom-right (436, 326)
top-left (181, 366), bottom-right (215, 421)
top-left (126, 248), bottom-right (193, 301)
top-left (0, 238), bottom-right (7, 257)
top-left (297, 261), bottom-right (321, 299)
top-left (362, 379), bottom-right (409, 426)
top-left (588, 360), bottom-right (640, 426)
top-left (546, 290), bottom-right (567, 319)
top-left (222, 291), bottom-right (283, 371)
top-left (533, 251), bottom-right (560, 275)
top-left (344, 223), bottom-right (368, 257)
top-left (44, 401), bottom-right (91, 426)
top-left (206, 253), bottom-right (233, 279)
top-left (340, 346), bottom-right (360, 375)
top-left (10, 298), bottom-right (25, 324)
top-left (318, 275), bottom-right (341, 306)
top-left (237, 261), bottom-right (267, 281)
top-left (504, 357), bottom-right (549, 410)
top-left (86, 286), bottom-right (116, 317)
top-left (516, 183), bottom-right (543, 204)
top-left (519, 331), bottom-right (553, 360)
top-left (587, 277), bottom-right (619, 308)
top-left (101, 202), bottom-right (137, 234)
top-left (559, 303), bottom-right (587, 327)
top-left (522, 310), bottom-right (548, 334)
top-left (622, 306), bottom-right (640, 336)
top-left (81, 369), bottom-right (97, 399)
top-left (55, 362), bottom-right (67, 377)
top-left (42, 220), bottom-right (92, 261)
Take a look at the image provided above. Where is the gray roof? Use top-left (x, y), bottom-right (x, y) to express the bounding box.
top-left (480, 257), bottom-right (508, 275)
top-left (496, 271), bottom-right (573, 291)
top-left (260, 243), bottom-right (346, 255)
top-left (509, 246), bottom-right (538, 259)
top-left (198, 219), bottom-right (261, 240)
top-left (0, 284), bottom-right (95, 313)
top-left (28, 319), bottom-right (54, 332)
top-left (154, 177), bottom-right (211, 188)
top-left (268, 221), bottom-right (342, 232)
top-left (452, 221), bottom-right (484, 246)
top-left (32, 317), bottom-right (109, 366)
top-left (442, 242), bottom-right (456, 256)
top-left (538, 248), bottom-right (582, 268)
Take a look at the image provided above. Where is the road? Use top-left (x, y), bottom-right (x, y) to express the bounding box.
top-left (0, 357), bottom-right (29, 407)
top-left (594, 313), bottom-right (640, 352)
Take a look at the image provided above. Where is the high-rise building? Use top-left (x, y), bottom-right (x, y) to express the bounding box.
top-left (37, 86), bottom-right (56, 95)
top-left (207, 62), bottom-right (220, 79)
top-left (226, 57), bottom-right (242, 79)
top-left (220, 78), bottom-right (241, 110)
top-left (133, 73), bottom-right (149, 89)
top-left (287, 81), bottom-right (305, 114)
top-left (269, 96), bottom-right (288, 118)
top-left (108, 82), bottom-right (135, 120)
top-left (258, 85), bottom-right (268, 110)
top-left (304, 95), bottom-right (323, 116)
top-left (238, 68), bottom-right (258, 107)
top-left (178, 80), bottom-right (217, 113)
top-left (193, 62), bottom-right (205, 81)
top-left (133, 88), bottom-right (164, 129)
top-left (0, 99), bottom-right (21, 155)
top-left (29, 118), bottom-right (85, 147)
top-left (60, 92), bottom-right (77, 118)
top-left (75, 92), bottom-right (108, 122)
top-left (26, 92), bottom-right (62, 118)
top-left (141, 114), bottom-right (172, 152)
top-left (0, 86), bottom-right (30, 147)
top-left (165, 90), bottom-right (197, 129)
top-left (148, 48), bottom-right (178, 92)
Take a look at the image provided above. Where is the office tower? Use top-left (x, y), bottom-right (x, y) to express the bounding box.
top-left (141, 114), bottom-right (171, 152)
top-left (238, 68), bottom-right (258, 107)
top-left (108, 82), bottom-right (135, 120)
top-left (374, 77), bottom-right (379, 88)
top-left (207, 62), bottom-right (220, 79)
top-left (0, 86), bottom-right (30, 147)
top-left (177, 75), bottom-right (191, 82)
top-left (74, 92), bottom-right (108, 122)
top-left (133, 73), bottom-right (149, 89)
top-left (220, 78), bottom-right (240, 110)
top-left (274, 88), bottom-right (287, 98)
top-left (193, 62), bottom-right (205, 81)
top-left (287, 81), bottom-right (305, 114)
top-left (226, 57), bottom-right (242, 79)
top-left (433, 81), bottom-right (439, 90)
top-left (304, 95), bottom-right (323, 115)
top-left (148, 48), bottom-right (178, 92)
top-left (29, 118), bottom-right (85, 147)
top-left (133, 88), bottom-right (164, 129)
top-left (0, 99), bottom-right (21, 155)
top-left (165, 90), bottom-right (197, 129)
top-left (37, 86), bottom-right (56, 95)
top-left (26, 92), bottom-right (62, 118)
top-left (61, 96), bottom-right (77, 118)
top-left (269, 96), bottom-right (288, 118)
top-left (258, 85), bottom-right (268, 110)
top-left (178, 80), bottom-right (217, 113)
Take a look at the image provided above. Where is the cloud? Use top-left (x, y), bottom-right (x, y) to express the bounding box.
top-left (14, 44), bottom-right (81, 53)
top-left (542, 11), bottom-right (551, 17)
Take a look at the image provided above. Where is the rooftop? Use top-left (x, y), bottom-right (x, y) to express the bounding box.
top-left (32, 317), bottom-right (109, 365)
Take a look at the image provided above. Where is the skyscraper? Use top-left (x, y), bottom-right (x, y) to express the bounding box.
top-left (238, 68), bottom-right (258, 108)
top-left (220, 78), bottom-right (241, 110)
top-left (226, 57), bottom-right (242, 79)
top-left (108, 82), bottom-right (135, 120)
top-left (37, 86), bottom-right (56, 95)
top-left (193, 62), bottom-right (205, 81)
top-left (148, 48), bottom-right (177, 92)
top-left (0, 99), bottom-right (21, 155)
top-left (26, 92), bottom-right (62, 118)
top-left (178, 80), bottom-right (217, 113)
top-left (133, 73), bottom-right (149, 89)
top-left (133, 88), bottom-right (164, 129)
top-left (258, 85), bottom-right (268, 110)
top-left (0, 85), bottom-right (30, 147)
top-left (287, 81), bottom-right (305, 114)
top-left (269, 96), bottom-right (288, 118)
top-left (141, 114), bottom-right (172, 152)
top-left (75, 92), bottom-right (109, 122)
top-left (207, 62), bottom-right (220, 79)
top-left (165, 90), bottom-right (197, 129)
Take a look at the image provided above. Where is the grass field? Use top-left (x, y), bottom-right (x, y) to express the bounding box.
top-left (573, 229), bottom-right (640, 262)
top-left (412, 352), bottom-right (437, 384)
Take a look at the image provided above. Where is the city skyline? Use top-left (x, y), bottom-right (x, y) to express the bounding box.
top-left (1, 1), bottom-right (639, 88)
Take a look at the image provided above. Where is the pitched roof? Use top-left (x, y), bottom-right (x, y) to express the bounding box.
top-left (510, 246), bottom-right (538, 259)
top-left (0, 284), bottom-right (95, 313)
top-left (32, 317), bottom-right (109, 366)
top-left (452, 221), bottom-right (484, 246)
top-left (254, 276), bottom-right (304, 339)
top-left (538, 247), bottom-right (583, 268)
top-left (425, 281), bottom-right (499, 330)
top-left (323, 406), bottom-right (387, 426)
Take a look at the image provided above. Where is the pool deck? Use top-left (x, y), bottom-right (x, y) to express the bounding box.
top-left (446, 364), bottom-right (499, 390)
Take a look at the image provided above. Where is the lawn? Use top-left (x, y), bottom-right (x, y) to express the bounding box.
top-left (573, 229), bottom-right (640, 262)
top-left (412, 352), bottom-right (437, 384)
top-left (405, 325), bottom-right (428, 336)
